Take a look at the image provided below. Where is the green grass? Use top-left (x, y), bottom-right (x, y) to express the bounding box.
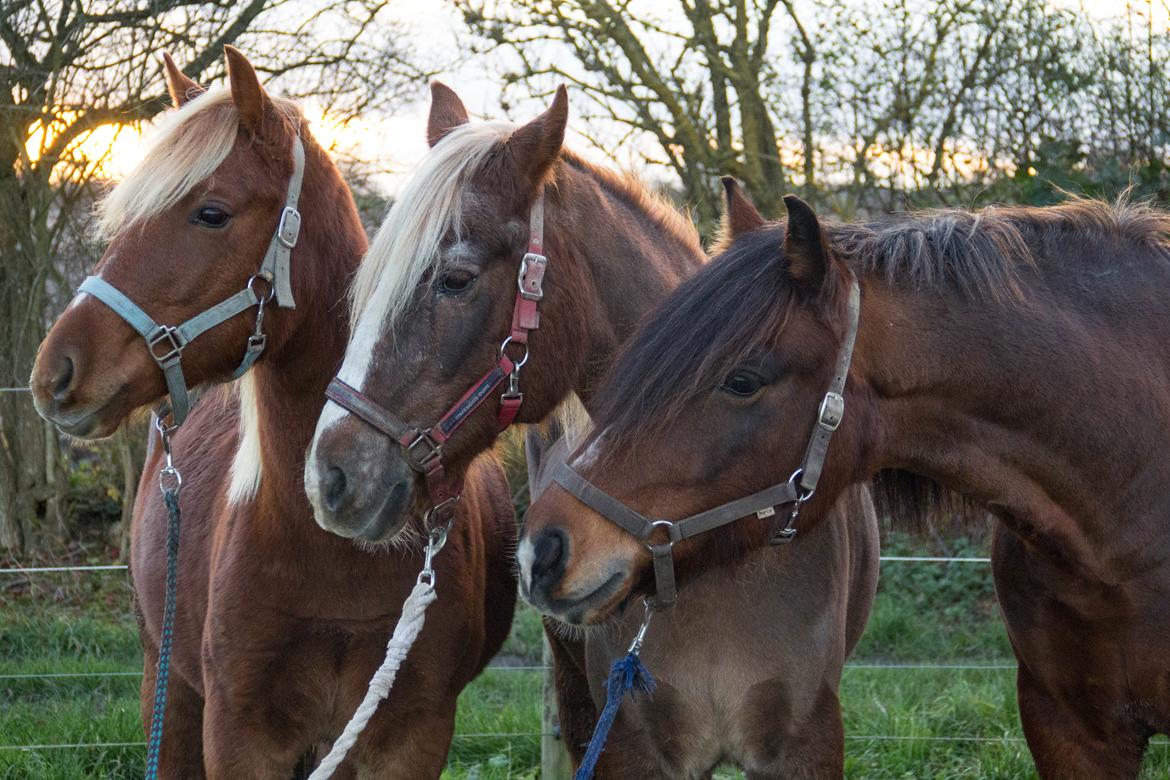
top-left (2, 536), bottom-right (1168, 778)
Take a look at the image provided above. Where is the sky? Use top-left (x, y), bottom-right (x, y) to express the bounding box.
top-left (41, 0), bottom-right (1170, 197)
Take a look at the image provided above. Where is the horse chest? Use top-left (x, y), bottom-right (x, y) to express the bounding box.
top-left (584, 545), bottom-right (849, 777)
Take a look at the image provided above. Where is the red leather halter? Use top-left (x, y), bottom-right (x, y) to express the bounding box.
top-left (325, 191), bottom-right (549, 520)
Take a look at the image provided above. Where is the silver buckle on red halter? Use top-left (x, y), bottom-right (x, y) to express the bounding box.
top-left (518, 252), bottom-right (548, 301)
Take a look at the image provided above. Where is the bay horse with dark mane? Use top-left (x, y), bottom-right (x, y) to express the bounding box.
top-left (305, 84), bottom-right (878, 777)
top-left (29, 48), bottom-right (516, 777)
top-left (526, 192), bottom-right (1170, 778)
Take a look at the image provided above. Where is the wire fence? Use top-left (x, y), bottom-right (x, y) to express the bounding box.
top-left (0, 555), bottom-right (1024, 761)
top-left (0, 556), bottom-right (992, 576)
top-left (8, 526), bottom-right (1165, 772)
top-left (4, 558), bottom-right (1170, 776)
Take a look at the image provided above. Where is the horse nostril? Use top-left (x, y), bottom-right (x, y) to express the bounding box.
top-left (530, 528), bottom-right (568, 589)
top-left (52, 356), bottom-right (75, 401)
top-left (322, 466), bottom-right (348, 513)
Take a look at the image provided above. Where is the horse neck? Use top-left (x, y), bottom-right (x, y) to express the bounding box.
top-left (547, 161), bottom-right (704, 410)
top-left (854, 256), bottom-right (1170, 578)
top-left (246, 141), bottom-right (366, 525)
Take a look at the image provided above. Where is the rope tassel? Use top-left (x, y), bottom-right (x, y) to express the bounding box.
top-left (573, 651), bottom-right (657, 780)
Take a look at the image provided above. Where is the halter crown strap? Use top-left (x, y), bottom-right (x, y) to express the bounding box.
top-left (797, 277), bottom-right (860, 495)
top-left (260, 136), bottom-right (305, 308)
top-left (511, 190), bottom-right (548, 343)
top-left (77, 135), bottom-right (307, 426)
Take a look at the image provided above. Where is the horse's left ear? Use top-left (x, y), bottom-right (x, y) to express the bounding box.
top-left (507, 85), bottom-right (568, 189)
top-left (427, 82), bottom-right (470, 147)
top-left (782, 194), bottom-right (831, 291)
top-left (224, 46), bottom-right (272, 138)
top-left (162, 53), bottom-right (203, 108)
top-left (721, 177), bottom-right (766, 239)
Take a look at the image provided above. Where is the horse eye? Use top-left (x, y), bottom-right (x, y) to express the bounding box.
top-left (192, 206), bottom-right (231, 228)
top-left (437, 269), bottom-right (478, 295)
top-left (719, 370), bottom-right (764, 398)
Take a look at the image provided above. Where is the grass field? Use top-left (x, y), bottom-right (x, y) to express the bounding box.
top-left (2, 533), bottom-right (1167, 779)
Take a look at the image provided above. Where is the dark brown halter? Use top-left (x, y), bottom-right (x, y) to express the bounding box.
top-left (551, 275), bottom-right (861, 610)
top-left (324, 191), bottom-right (549, 522)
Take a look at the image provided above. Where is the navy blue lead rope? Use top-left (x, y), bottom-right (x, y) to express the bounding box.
top-left (573, 604), bottom-right (658, 780)
top-left (145, 422), bottom-right (183, 780)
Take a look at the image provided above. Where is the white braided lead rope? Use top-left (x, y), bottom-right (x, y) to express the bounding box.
top-left (308, 579), bottom-right (438, 779)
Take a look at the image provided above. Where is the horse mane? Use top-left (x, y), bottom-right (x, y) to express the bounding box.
top-left (559, 151), bottom-right (701, 258)
top-left (588, 195), bottom-right (1170, 528)
top-left (348, 120), bottom-right (514, 332)
top-left (96, 87), bottom-right (302, 240)
top-left (831, 195), bottom-right (1170, 304)
top-left (348, 123), bottom-right (702, 337)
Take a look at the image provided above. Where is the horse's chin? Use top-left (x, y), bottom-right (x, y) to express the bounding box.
top-left (525, 568), bottom-right (636, 626)
top-left (34, 384), bottom-right (133, 440)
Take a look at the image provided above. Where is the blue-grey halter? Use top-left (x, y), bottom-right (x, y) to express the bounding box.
top-left (78, 136), bottom-right (305, 426)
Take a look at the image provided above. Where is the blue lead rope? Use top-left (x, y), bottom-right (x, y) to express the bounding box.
top-left (144, 484), bottom-right (182, 779)
top-left (573, 603), bottom-right (657, 780)
top-left (573, 652), bottom-right (656, 780)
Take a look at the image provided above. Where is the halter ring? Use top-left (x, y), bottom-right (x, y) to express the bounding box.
top-left (423, 496), bottom-right (460, 532)
top-left (498, 336), bottom-right (530, 369)
top-left (787, 468), bottom-right (815, 502)
top-left (247, 274), bottom-right (277, 303)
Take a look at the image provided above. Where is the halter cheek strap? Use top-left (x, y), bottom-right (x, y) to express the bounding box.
top-left (324, 190), bottom-right (550, 520)
top-left (552, 275), bottom-right (862, 610)
top-left (78, 136), bottom-right (306, 426)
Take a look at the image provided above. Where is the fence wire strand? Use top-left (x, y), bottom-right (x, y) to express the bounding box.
top-left (0, 557), bottom-right (992, 575)
top-left (0, 504), bottom-right (1029, 759)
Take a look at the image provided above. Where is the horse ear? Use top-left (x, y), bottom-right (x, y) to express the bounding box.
top-left (782, 195), bottom-right (830, 290)
top-left (162, 53), bottom-right (203, 108)
top-left (224, 46), bottom-right (271, 137)
top-left (721, 177), bottom-right (766, 239)
top-left (525, 423), bottom-right (569, 502)
top-left (507, 85), bottom-right (568, 189)
top-left (427, 82), bottom-right (470, 147)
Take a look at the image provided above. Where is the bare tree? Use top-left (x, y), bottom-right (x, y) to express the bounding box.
top-left (0, 0), bottom-right (422, 552)
top-left (459, 0), bottom-right (800, 230)
top-left (458, 0), bottom-right (1170, 223)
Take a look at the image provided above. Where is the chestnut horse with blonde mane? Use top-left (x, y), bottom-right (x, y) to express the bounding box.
top-left (305, 84), bottom-right (878, 777)
top-left (527, 192), bottom-right (1170, 779)
top-left (30, 49), bottom-right (515, 777)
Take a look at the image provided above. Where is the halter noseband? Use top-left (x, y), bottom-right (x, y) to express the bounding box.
top-left (551, 275), bottom-right (861, 610)
top-left (324, 190), bottom-right (550, 521)
top-left (78, 136), bottom-right (306, 427)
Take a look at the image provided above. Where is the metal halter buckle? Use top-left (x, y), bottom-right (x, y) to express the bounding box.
top-left (277, 207), bottom-right (301, 249)
top-left (147, 326), bottom-right (184, 365)
top-left (518, 252), bottom-right (548, 301)
top-left (818, 391), bottom-right (845, 431)
top-left (405, 430), bottom-right (443, 470)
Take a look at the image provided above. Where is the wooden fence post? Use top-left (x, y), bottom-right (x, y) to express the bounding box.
top-left (541, 635), bottom-right (572, 779)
